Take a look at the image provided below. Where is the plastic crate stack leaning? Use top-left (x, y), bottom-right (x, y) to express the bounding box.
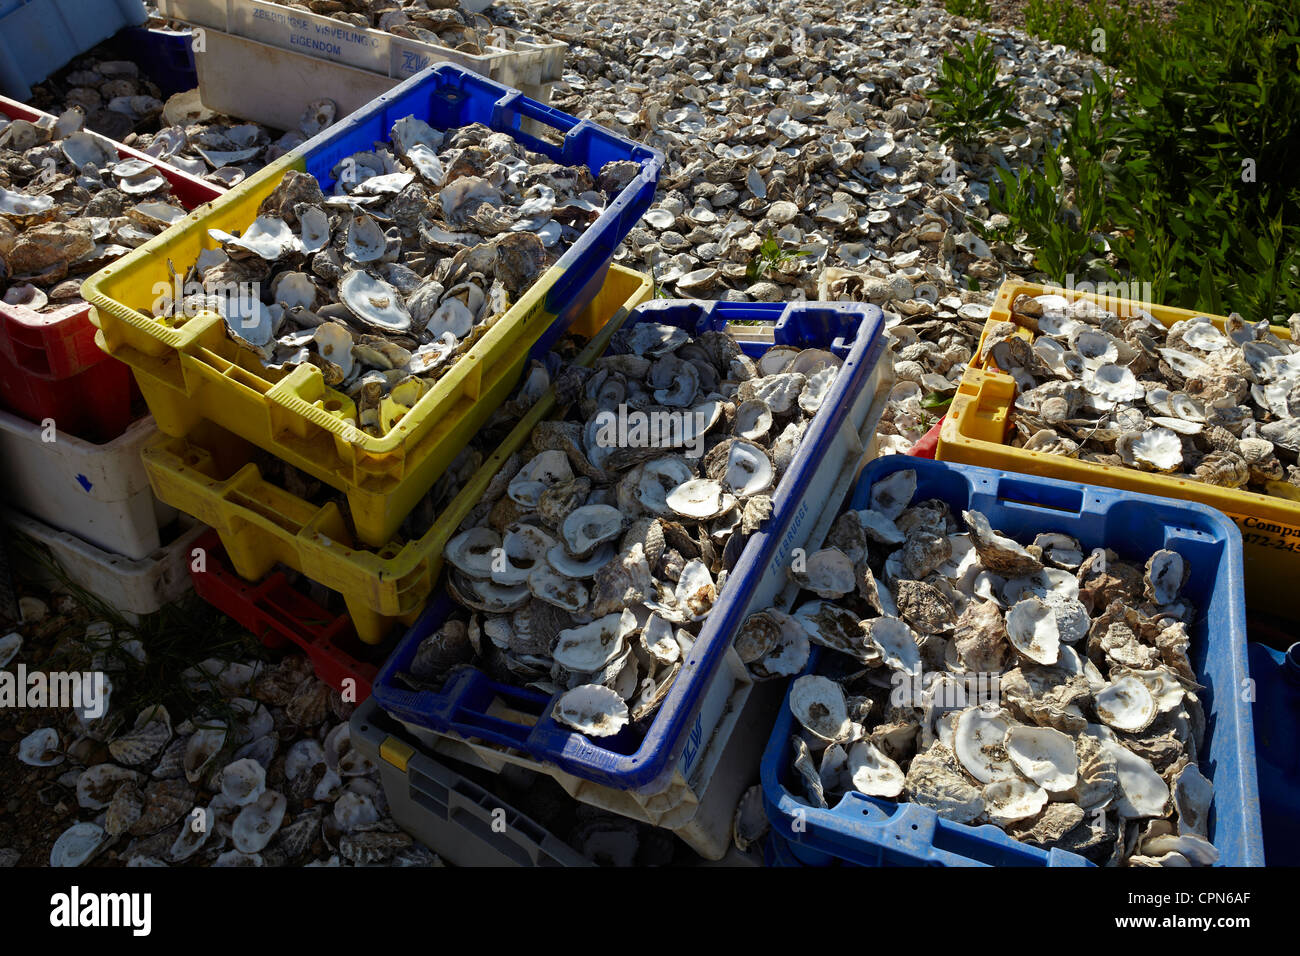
top-left (0, 95), bottom-right (223, 619)
top-left (761, 455), bottom-right (1264, 867)
top-left (361, 299), bottom-right (895, 859)
top-left (85, 65), bottom-right (662, 698)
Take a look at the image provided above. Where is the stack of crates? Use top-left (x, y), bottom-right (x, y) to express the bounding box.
top-left (85, 65), bottom-right (661, 692)
top-left (0, 97), bottom-right (223, 618)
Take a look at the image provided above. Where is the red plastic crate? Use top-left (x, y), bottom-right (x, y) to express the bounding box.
top-left (905, 416), bottom-right (943, 459)
top-left (0, 94), bottom-right (223, 440)
top-left (0, 347), bottom-right (136, 442)
top-left (189, 530), bottom-right (388, 699)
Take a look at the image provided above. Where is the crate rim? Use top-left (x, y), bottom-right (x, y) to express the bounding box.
top-left (939, 278), bottom-right (1300, 528)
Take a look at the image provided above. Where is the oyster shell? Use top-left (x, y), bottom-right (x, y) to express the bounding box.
top-left (553, 684), bottom-right (629, 737)
top-left (789, 675), bottom-right (851, 743)
top-left (790, 547), bottom-right (856, 599)
top-left (51, 822), bottom-right (110, 867)
top-left (18, 727), bottom-right (62, 767)
top-left (1004, 726), bottom-right (1078, 792)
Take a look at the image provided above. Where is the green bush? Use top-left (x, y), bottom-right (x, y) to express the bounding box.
top-left (944, 0), bottom-right (990, 19)
top-left (987, 0), bottom-right (1300, 321)
top-left (1022, 0), bottom-right (1157, 66)
top-left (928, 36), bottom-right (1025, 150)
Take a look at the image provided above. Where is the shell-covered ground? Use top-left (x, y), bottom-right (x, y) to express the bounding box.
top-left (2, 0), bottom-right (1116, 866)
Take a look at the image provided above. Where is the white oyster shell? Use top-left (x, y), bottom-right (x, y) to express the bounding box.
top-left (561, 504), bottom-right (623, 558)
top-left (50, 822), bottom-right (110, 867)
top-left (444, 527), bottom-right (500, 578)
top-left (552, 610), bottom-right (637, 673)
top-left (789, 674), bottom-right (851, 743)
top-left (982, 778), bottom-right (1049, 824)
top-left (790, 547), bottom-right (856, 599)
top-left (553, 684), bottom-right (629, 737)
top-left (220, 757), bottom-right (267, 807)
top-left (232, 790), bottom-right (287, 853)
top-left (1105, 740), bottom-right (1170, 819)
top-left (869, 468), bottom-right (916, 519)
top-left (847, 739), bottom-right (905, 797)
top-left (1095, 676), bottom-right (1158, 732)
top-left (1005, 597), bottom-right (1060, 665)
top-left (666, 478), bottom-right (735, 519)
top-left (953, 705), bottom-right (1017, 783)
top-left (720, 440), bottom-right (773, 497)
top-left (339, 270), bottom-right (412, 333)
top-left (18, 727), bottom-right (63, 766)
top-left (1003, 725), bottom-right (1078, 792)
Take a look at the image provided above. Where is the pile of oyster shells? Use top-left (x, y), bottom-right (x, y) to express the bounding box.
top-left (492, 0), bottom-right (1115, 452)
top-left (35, 52), bottom-right (329, 189)
top-left (133, 93), bottom-right (337, 189)
top-left (0, 108), bottom-right (194, 306)
top-left (9, 613), bottom-right (439, 867)
top-left (987, 291), bottom-right (1300, 495)
top-left (747, 467), bottom-right (1216, 866)
top-left (158, 113), bottom-right (637, 437)
top-left (29, 56), bottom-right (164, 143)
top-left (398, 323), bottom-right (841, 735)
top-left (281, 0), bottom-right (557, 54)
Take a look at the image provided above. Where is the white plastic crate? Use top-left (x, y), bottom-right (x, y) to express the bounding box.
top-left (0, 410), bottom-right (178, 561)
top-left (3, 510), bottom-right (205, 620)
top-left (157, 0), bottom-right (565, 118)
top-left (386, 655), bottom-right (787, 861)
top-left (190, 29), bottom-right (402, 131)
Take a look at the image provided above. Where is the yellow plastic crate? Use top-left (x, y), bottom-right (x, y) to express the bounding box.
top-left (140, 264), bottom-right (653, 644)
top-left (83, 65), bottom-right (662, 548)
top-left (938, 279), bottom-right (1300, 618)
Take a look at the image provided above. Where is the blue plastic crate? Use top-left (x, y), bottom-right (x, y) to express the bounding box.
top-left (372, 298), bottom-right (892, 795)
top-left (0, 0), bottom-right (147, 99)
top-left (760, 455), bottom-right (1265, 867)
top-left (298, 64), bottom-right (662, 353)
top-left (115, 26), bottom-right (197, 98)
top-left (1247, 641), bottom-right (1299, 866)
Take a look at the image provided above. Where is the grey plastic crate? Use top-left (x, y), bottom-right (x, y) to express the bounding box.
top-left (351, 697), bottom-right (592, 867)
